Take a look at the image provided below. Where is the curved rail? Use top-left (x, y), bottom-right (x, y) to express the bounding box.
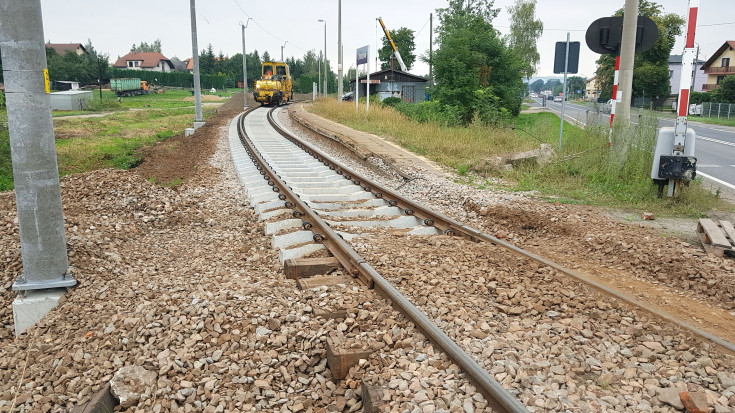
top-left (265, 106), bottom-right (735, 357)
top-left (237, 107), bottom-right (531, 413)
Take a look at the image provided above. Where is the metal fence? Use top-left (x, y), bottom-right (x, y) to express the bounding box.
top-left (699, 102), bottom-right (735, 119)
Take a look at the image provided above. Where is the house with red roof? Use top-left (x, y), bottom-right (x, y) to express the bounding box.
top-left (46, 43), bottom-right (87, 56)
top-left (701, 41), bottom-right (735, 92)
top-left (112, 51), bottom-right (174, 72)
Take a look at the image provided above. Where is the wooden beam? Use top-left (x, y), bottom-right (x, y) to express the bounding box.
top-left (284, 257), bottom-right (342, 280)
top-left (325, 337), bottom-right (373, 380)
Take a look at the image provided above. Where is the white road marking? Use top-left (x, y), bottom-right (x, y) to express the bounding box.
top-left (698, 171), bottom-right (735, 191)
top-left (697, 135), bottom-right (735, 147)
top-left (698, 164), bottom-right (721, 168)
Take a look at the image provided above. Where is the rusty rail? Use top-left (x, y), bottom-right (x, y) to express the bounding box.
top-left (238, 108), bottom-right (531, 413)
top-left (265, 106), bottom-right (735, 357)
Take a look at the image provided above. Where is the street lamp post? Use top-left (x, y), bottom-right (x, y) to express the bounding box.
top-left (240, 18), bottom-right (252, 110)
top-left (338, 0), bottom-right (343, 103)
top-left (281, 41), bottom-right (288, 62)
top-left (318, 19), bottom-right (327, 97)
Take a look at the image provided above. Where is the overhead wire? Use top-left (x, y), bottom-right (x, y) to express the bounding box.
top-left (231, 0), bottom-right (306, 53)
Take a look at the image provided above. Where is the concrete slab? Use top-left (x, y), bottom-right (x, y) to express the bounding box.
top-left (184, 128), bottom-right (195, 137)
top-left (265, 219), bottom-right (302, 235)
top-left (272, 230), bottom-right (315, 249)
top-left (279, 244), bottom-right (326, 263)
top-left (13, 289), bottom-right (65, 336)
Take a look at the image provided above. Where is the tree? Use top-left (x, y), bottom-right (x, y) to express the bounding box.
top-left (544, 79), bottom-right (560, 92)
top-left (433, 0), bottom-right (524, 123)
top-left (378, 27), bottom-right (416, 70)
top-left (567, 76), bottom-right (585, 95)
top-left (262, 51), bottom-right (272, 63)
top-left (507, 0), bottom-right (543, 80)
top-left (594, 0), bottom-right (684, 102)
top-left (713, 75), bottom-right (735, 103)
top-left (131, 39), bottom-right (162, 53)
top-left (199, 44), bottom-right (216, 75)
top-left (528, 78), bottom-right (544, 93)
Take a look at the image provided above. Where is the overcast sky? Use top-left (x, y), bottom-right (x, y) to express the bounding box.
top-left (39, 0), bottom-right (732, 80)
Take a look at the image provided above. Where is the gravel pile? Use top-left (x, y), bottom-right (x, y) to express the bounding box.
top-left (0, 115), bottom-right (492, 412)
top-left (353, 230), bottom-right (735, 412)
top-left (278, 107), bottom-right (735, 327)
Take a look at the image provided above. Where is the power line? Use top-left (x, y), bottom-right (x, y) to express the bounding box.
top-left (231, 0), bottom-right (306, 53)
top-left (415, 16), bottom-right (431, 38)
top-left (699, 21), bottom-right (735, 27)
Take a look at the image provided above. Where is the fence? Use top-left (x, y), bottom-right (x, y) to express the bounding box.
top-left (699, 102), bottom-right (735, 119)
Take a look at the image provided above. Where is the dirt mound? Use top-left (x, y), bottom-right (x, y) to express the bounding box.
top-left (183, 94), bottom-right (226, 102)
top-left (132, 95), bottom-right (242, 187)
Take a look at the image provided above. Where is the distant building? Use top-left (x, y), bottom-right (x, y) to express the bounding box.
top-left (46, 43), bottom-right (87, 56)
top-left (112, 51), bottom-right (174, 72)
top-left (585, 76), bottom-right (599, 101)
top-left (668, 54), bottom-right (705, 94)
top-left (349, 69), bottom-right (428, 103)
top-left (169, 57), bottom-right (189, 72)
top-left (50, 90), bottom-right (92, 111)
top-left (53, 81), bottom-right (80, 91)
top-left (701, 40), bottom-right (735, 91)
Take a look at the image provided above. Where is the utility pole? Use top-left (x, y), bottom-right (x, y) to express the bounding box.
top-left (691, 44), bottom-right (700, 93)
top-left (322, 20), bottom-right (328, 96)
top-left (190, 0), bottom-right (204, 128)
top-left (281, 41), bottom-right (287, 62)
top-left (338, 0), bottom-right (343, 103)
top-left (614, 0), bottom-right (639, 128)
top-left (1, 0), bottom-right (76, 334)
top-left (241, 18), bottom-right (251, 110)
top-left (429, 13), bottom-right (433, 88)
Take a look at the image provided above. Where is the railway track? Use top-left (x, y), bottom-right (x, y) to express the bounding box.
top-left (230, 105), bottom-right (735, 411)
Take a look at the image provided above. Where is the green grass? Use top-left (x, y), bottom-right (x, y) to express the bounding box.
top-left (310, 99), bottom-right (728, 217)
top-left (0, 106), bottom-right (217, 191)
top-left (0, 126), bottom-right (12, 191)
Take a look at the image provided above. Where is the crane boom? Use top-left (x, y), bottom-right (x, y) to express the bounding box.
top-left (377, 16), bottom-right (407, 72)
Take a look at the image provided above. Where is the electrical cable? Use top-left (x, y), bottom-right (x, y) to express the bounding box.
top-left (231, 0), bottom-right (306, 53)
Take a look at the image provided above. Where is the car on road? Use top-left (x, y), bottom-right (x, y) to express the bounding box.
top-left (553, 95), bottom-right (563, 102)
top-left (602, 99), bottom-right (613, 114)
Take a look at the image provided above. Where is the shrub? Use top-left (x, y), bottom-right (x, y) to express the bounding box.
top-left (381, 97), bottom-right (402, 107)
top-left (393, 100), bottom-right (462, 126)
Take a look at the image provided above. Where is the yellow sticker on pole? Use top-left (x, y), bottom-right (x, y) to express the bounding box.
top-left (43, 69), bottom-right (50, 93)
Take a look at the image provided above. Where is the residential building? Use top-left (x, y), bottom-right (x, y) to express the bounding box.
top-left (112, 51), bottom-right (174, 72)
top-left (585, 76), bottom-right (599, 101)
top-left (46, 43), bottom-right (86, 55)
top-left (701, 40), bottom-right (735, 91)
top-left (669, 54), bottom-right (705, 94)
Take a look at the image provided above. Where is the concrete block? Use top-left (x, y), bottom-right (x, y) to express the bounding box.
top-left (13, 289), bottom-right (65, 336)
top-left (193, 121), bottom-right (205, 130)
top-left (184, 128), bottom-right (195, 137)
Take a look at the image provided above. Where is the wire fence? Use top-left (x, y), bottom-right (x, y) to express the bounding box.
top-left (698, 102), bottom-right (735, 119)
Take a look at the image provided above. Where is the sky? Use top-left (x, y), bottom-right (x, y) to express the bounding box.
top-left (38, 0), bottom-right (733, 80)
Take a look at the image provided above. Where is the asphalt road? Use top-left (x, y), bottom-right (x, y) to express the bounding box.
top-left (532, 97), bottom-right (735, 194)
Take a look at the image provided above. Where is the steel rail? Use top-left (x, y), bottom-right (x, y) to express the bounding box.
top-left (237, 108), bottom-right (530, 413)
top-left (266, 106), bottom-right (735, 357)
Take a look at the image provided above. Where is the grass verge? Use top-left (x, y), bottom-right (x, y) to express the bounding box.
top-left (0, 107), bottom-right (215, 191)
top-left (309, 99), bottom-right (728, 217)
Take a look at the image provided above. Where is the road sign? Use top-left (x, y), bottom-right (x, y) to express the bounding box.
top-left (553, 41), bottom-right (579, 74)
top-left (356, 46), bottom-right (368, 65)
top-left (586, 16), bottom-right (658, 55)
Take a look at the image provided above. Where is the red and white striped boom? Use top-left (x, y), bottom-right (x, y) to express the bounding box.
top-left (674, 0), bottom-right (699, 153)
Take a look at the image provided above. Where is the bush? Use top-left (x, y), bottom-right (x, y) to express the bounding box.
top-left (381, 97), bottom-right (402, 107)
top-left (393, 100), bottom-right (462, 126)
